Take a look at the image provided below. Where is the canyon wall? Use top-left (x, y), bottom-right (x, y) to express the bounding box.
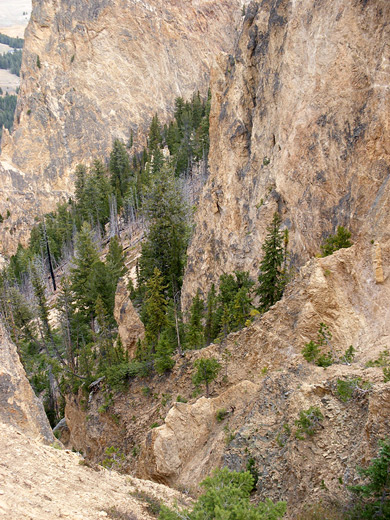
top-left (182, 0), bottom-right (390, 308)
top-left (0, 0), bottom-right (244, 253)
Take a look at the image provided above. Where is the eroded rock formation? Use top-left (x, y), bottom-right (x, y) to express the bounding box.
top-left (182, 0), bottom-right (390, 308)
top-left (0, 322), bottom-right (55, 444)
top-left (114, 278), bottom-right (145, 357)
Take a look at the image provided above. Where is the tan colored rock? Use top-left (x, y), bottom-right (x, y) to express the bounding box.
top-left (114, 279), bottom-right (144, 357)
top-left (0, 421), bottom-right (187, 520)
top-left (0, 322), bottom-right (55, 444)
top-left (372, 242), bottom-right (384, 284)
top-left (138, 380), bottom-right (258, 487)
top-left (0, 0), bottom-right (244, 254)
top-left (182, 0), bottom-right (390, 310)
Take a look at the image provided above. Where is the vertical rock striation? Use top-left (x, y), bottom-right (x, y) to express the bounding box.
top-left (182, 0), bottom-right (390, 308)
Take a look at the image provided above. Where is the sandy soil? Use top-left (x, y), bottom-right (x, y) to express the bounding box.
top-left (0, 69), bottom-right (19, 93)
top-left (0, 25), bottom-right (27, 38)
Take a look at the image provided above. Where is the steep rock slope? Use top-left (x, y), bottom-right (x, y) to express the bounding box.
top-left (0, 421), bottom-right (187, 520)
top-left (141, 241), bottom-right (390, 514)
top-left (182, 0), bottom-right (390, 308)
top-left (0, 0), bottom-right (244, 253)
top-left (0, 322), bottom-right (55, 444)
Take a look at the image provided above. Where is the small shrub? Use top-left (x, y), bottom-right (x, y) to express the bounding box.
top-left (216, 408), bottom-right (228, 422)
top-left (150, 422), bottom-right (160, 429)
top-left (366, 349), bottom-right (390, 368)
top-left (263, 156), bottom-right (270, 165)
top-left (159, 467), bottom-right (286, 520)
top-left (340, 345), bottom-right (356, 364)
top-left (383, 367), bottom-right (390, 383)
top-left (320, 226), bottom-right (353, 257)
top-left (348, 437), bottom-right (390, 519)
top-left (131, 490), bottom-right (161, 517)
top-left (224, 425), bottom-right (235, 445)
top-left (36, 55), bottom-right (41, 68)
top-left (176, 395), bottom-right (188, 403)
top-left (335, 377), bottom-right (371, 402)
top-left (302, 323), bottom-right (334, 367)
top-left (105, 507), bottom-right (138, 520)
top-left (141, 386), bottom-right (151, 396)
top-left (161, 393), bottom-right (171, 406)
top-left (102, 446), bottom-right (125, 471)
top-left (295, 406), bottom-right (324, 439)
top-left (246, 457), bottom-right (259, 491)
top-left (276, 423), bottom-right (291, 447)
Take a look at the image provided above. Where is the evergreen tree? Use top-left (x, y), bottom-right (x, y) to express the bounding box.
top-left (154, 333), bottom-right (175, 374)
top-left (142, 268), bottom-right (168, 353)
top-left (138, 161), bottom-right (190, 298)
top-left (349, 438), bottom-right (390, 519)
top-left (109, 139), bottom-right (131, 206)
top-left (256, 212), bottom-right (288, 312)
top-left (70, 222), bottom-right (100, 320)
top-left (185, 290), bottom-right (205, 349)
top-left (204, 284), bottom-right (219, 345)
top-left (320, 226), bottom-right (353, 257)
top-left (106, 235), bottom-right (127, 289)
top-left (192, 357), bottom-right (221, 397)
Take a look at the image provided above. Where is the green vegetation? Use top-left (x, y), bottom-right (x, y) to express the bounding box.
top-left (295, 406), bottom-right (324, 439)
top-left (0, 33), bottom-right (24, 49)
top-left (256, 212), bottom-right (289, 313)
top-left (335, 377), bottom-right (371, 402)
top-left (192, 357), bottom-right (221, 397)
top-left (0, 93), bottom-right (17, 141)
top-left (102, 446), bottom-right (126, 471)
top-left (320, 226), bottom-right (353, 257)
top-left (216, 408), bottom-right (228, 422)
top-left (348, 438), bottom-right (390, 519)
top-left (302, 323), bottom-right (334, 367)
top-left (0, 49), bottom-right (22, 76)
top-left (159, 467), bottom-right (286, 519)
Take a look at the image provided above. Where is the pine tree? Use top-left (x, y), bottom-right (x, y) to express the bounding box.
top-left (320, 226), bottom-right (353, 257)
top-left (109, 139), bottom-right (131, 206)
top-left (192, 357), bottom-right (221, 398)
top-left (185, 290), bottom-right (205, 349)
top-left (142, 268), bottom-right (168, 353)
top-left (204, 284), bottom-right (219, 345)
top-left (106, 235), bottom-right (127, 289)
top-left (139, 161), bottom-right (190, 298)
top-left (154, 333), bottom-right (175, 374)
top-left (256, 212), bottom-right (288, 312)
top-left (70, 222), bottom-right (100, 320)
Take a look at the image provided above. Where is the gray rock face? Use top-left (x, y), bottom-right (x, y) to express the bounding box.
top-left (0, 322), bottom-right (55, 444)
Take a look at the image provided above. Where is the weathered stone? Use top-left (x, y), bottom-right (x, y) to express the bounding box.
top-left (0, 322), bottom-right (54, 444)
top-left (182, 0), bottom-right (390, 310)
top-left (372, 242), bottom-right (384, 284)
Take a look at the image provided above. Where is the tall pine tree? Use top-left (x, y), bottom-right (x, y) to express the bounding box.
top-left (256, 212), bottom-right (288, 312)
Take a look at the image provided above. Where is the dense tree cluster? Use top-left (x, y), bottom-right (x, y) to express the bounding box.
top-left (0, 33), bottom-right (24, 49)
top-left (0, 93), bottom-right (17, 141)
top-left (0, 49), bottom-right (23, 76)
top-left (0, 92), bottom-right (212, 422)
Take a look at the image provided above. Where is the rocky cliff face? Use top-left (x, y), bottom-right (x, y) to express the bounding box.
top-left (0, 322), bottom-right (54, 444)
top-left (182, 0), bottom-right (390, 308)
top-left (0, 0), bottom-right (244, 253)
top-left (140, 241), bottom-right (390, 514)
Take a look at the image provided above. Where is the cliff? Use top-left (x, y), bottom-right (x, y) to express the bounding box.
top-left (0, 0), bottom-right (244, 253)
top-left (182, 0), bottom-right (390, 308)
top-left (0, 322), bottom-right (55, 444)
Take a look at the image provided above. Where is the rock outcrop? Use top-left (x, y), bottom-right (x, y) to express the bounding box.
top-left (0, 0), bottom-right (244, 254)
top-left (140, 241), bottom-right (390, 514)
top-left (182, 0), bottom-right (390, 309)
top-left (0, 420), bottom-right (187, 520)
top-left (0, 322), bottom-right (55, 444)
top-left (114, 279), bottom-right (145, 357)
